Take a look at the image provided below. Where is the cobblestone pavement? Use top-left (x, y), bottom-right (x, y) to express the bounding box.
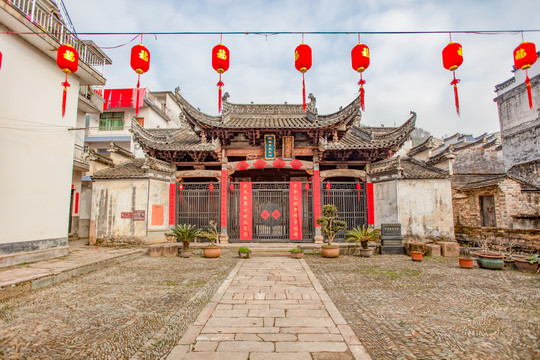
top-left (305, 255), bottom-right (540, 360)
top-left (0, 252), bottom-right (238, 360)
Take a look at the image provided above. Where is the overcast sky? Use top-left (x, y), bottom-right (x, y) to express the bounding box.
top-left (66, 0), bottom-right (540, 138)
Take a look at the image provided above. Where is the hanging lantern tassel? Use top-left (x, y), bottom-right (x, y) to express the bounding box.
top-left (358, 75), bottom-right (366, 112)
top-left (217, 74), bottom-right (224, 113)
top-left (526, 72), bottom-right (533, 109)
top-left (135, 74), bottom-right (141, 115)
top-left (450, 71), bottom-right (460, 116)
top-left (302, 73), bottom-right (306, 112)
top-left (61, 74), bottom-right (70, 117)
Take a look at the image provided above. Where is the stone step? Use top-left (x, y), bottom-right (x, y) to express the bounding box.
top-left (380, 246), bottom-right (406, 255)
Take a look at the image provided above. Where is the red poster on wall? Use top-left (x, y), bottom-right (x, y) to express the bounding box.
top-left (289, 182), bottom-right (303, 240)
top-left (313, 170), bottom-right (321, 227)
top-left (169, 183), bottom-right (176, 226)
top-left (221, 170), bottom-right (228, 228)
top-left (239, 182), bottom-right (252, 241)
top-left (366, 182), bottom-right (375, 225)
top-left (74, 192), bottom-right (79, 214)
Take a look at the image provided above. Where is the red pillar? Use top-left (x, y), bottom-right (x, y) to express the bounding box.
top-left (169, 183), bottom-right (176, 226)
top-left (366, 182), bottom-right (374, 225)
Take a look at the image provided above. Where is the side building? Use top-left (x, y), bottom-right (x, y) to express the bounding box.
top-left (0, 0), bottom-right (110, 267)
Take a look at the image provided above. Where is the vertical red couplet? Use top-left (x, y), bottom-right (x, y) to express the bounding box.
top-left (239, 182), bottom-right (252, 241)
top-left (312, 171), bottom-right (321, 227)
top-left (366, 182), bottom-right (375, 225)
top-left (221, 170), bottom-right (228, 228)
top-left (169, 183), bottom-right (176, 226)
top-left (289, 182), bottom-right (303, 240)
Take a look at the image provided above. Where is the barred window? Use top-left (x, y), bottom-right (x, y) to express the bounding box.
top-left (99, 112), bottom-right (124, 131)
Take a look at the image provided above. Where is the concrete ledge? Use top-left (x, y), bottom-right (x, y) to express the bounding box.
top-left (0, 250), bottom-right (144, 301)
top-left (0, 246), bottom-right (69, 268)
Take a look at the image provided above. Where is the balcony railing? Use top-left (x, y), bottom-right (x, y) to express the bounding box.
top-left (79, 85), bottom-right (104, 99)
top-left (73, 144), bottom-right (89, 164)
top-left (7, 0), bottom-right (106, 77)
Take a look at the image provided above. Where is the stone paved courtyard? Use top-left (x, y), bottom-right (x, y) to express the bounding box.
top-left (305, 254), bottom-right (540, 360)
top-left (0, 252), bottom-right (238, 360)
top-left (0, 252), bottom-right (539, 359)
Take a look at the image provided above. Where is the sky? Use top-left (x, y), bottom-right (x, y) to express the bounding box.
top-left (65, 0), bottom-right (540, 139)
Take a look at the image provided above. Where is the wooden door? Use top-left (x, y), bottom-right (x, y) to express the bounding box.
top-left (480, 195), bottom-right (496, 227)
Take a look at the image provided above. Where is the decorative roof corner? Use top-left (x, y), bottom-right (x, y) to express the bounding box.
top-left (86, 148), bottom-right (114, 167)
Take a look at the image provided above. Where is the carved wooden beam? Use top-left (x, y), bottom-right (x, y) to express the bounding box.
top-left (175, 169), bottom-right (221, 181)
top-left (320, 168), bottom-right (367, 181)
top-left (227, 159), bottom-right (314, 173)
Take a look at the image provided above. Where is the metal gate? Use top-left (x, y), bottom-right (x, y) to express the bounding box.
top-left (176, 183), bottom-right (220, 230)
top-left (228, 182), bottom-right (314, 242)
top-left (322, 182), bottom-right (367, 241)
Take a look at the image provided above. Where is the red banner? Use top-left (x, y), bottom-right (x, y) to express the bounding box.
top-left (169, 183), bottom-right (176, 226)
top-left (103, 89), bottom-right (111, 110)
top-left (313, 170), bottom-right (321, 227)
top-left (240, 182), bottom-right (252, 241)
top-left (221, 170), bottom-right (228, 228)
top-left (121, 88), bottom-right (133, 107)
top-left (366, 182), bottom-right (375, 225)
top-left (289, 182), bottom-right (303, 240)
top-left (110, 89), bottom-right (121, 108)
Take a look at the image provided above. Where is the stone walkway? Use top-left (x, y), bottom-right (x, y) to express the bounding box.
top-left (166, 257), bottom-right (371, 360)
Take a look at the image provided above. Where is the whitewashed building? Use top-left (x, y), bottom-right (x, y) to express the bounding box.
top-left (0, 0), bottom-right (110, 267)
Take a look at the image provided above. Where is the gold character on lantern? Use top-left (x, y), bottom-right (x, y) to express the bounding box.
top-left (362, 47), bottom-right (370, 58)
top-left (515, 48), bottom-right (527, 60)
top-left (457, 47), bottom-right (463, 57)
top-left (63, 50), bottom-right (75, 62)
top-left (295, 50), bottom-right (299, 61)
top-left (217, 49), bottom-right (227, 60)
top-left (139, 50), bottom-right (149, 62)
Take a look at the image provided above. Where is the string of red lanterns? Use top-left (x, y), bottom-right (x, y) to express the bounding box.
top-left (44, 34), bottom-right (540, 119)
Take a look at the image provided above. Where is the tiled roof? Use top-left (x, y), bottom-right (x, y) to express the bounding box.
top-left (369, 156), bottom-right (448, 179)
top-left (321, 112), bottom-right (416, 150)
top-left (174, 92), bottom-right (362, 130)
top-left (130, 119), bottom-right (220, 152)
top-left (407, 136), bottom-right (434, 156)
top-left (452, 173), bottom-right (540, 191)
top-left (92, 157), bottom-right (175, 179)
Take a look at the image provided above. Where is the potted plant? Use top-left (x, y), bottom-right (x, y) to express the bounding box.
top-left (317, 204), bottom-right (346, 258)
top-left (503, 239), bottom-right (517, 269)
top-left (238, 246), bottom-right (251, 259)
top-left (167, 224), bottom-right (201, 258)
top-left (290, 247), bottom-right (304, 259)
top-left (515, 254), bottom-right (538, 273)
top-left (345, 224), bottom-right (380, 257)
top-left (199, 220), bottom-right (221, 258)
top-left (475, 236), bottom-right (504, 270)
top-left (458, 247), bottom-right (474, 269)
top-left (411, 251), bottom-right (423, 261)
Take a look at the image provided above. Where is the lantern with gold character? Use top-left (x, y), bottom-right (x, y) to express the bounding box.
top-left (514, 41), bottom-right (537, 109)
top-left (130, 43), bottom-right (150, 115)
top-left (57, 44), bottom-right (79, 117)
top-left (212, 43), bottom-right (230, 113)
top-left (294, 43), bottom-right (312, 111)
top-left (351, 42), bottom-right (370, 111)
top-left (442, 41), bottom-right (463, 115)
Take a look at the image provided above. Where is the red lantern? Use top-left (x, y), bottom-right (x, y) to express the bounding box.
top-left (294, 43), bottom-right (312, 112)
top-left (442, 41), bottom-right (463, 116)
top-left (351, 43), bottom-right (370, 111)
top-left (514, 41), bottom-right (537, 109)
top-left (178, 183), bottom-right (183, 202)
top-left (212, 43), bottom-right (230, 113)
top-left (56, 44), bottom-right (79, 117)
top-left (130, 44), bottom-right (150, 115)
top-left (325, 182), bottom-right (331, 201)
top-left (305, 183), bottom-right (310, 202)
top-left (230, 183), bottom-right (234, 199)
top-left (305, 183), bottom-right (310, 191)
top-left (209, 183), bottom-right (214, 200)
top-left (356, 183), bottom-right (361, 202)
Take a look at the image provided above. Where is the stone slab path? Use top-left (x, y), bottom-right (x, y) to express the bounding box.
top-left (166, 257), bottom-right (371, 360)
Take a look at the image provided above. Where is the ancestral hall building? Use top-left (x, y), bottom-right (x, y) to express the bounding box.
top-left (90, 90), bottom-right (454, 244)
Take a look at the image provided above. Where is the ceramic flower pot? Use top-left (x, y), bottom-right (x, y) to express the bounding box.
top-left (321, 245), bottom-right (340, 258)
top-left (291, 252), bottom-right (304, 259)
top-left (515, 259), bottom-right (538, 273)
top-left (203, 246), bottom-right (221, 258)
top-left (458, 257), bottom-right (474, 269)
top-left (411, 251), bottom-right (423, 261)
top-left (476, 253), bottom-right (504, 270)
top-left (359, 248), bottom-right (373, 258)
